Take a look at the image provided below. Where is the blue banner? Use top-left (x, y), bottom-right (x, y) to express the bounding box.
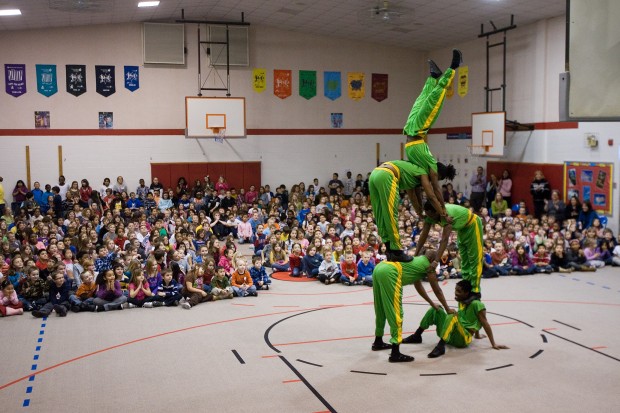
top-left (5, 64), bottom-right (26, 97)
top-left (124, 65), bottom-right (139, 92)
top-left (36, 64), bottom-right (58, 97)
top-left (324, 71), bottom-right (341, 101)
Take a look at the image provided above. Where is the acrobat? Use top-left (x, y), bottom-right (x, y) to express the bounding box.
top-left (402, 280), bottom-right (509, 357)
top-left (368, 160), bottom-right (456, 262)
top-left (416, 201), bottom-right (484, 297)
top-left (372, 249), bottom-right (455, 362)
top-left (403, 49), bottom-right (462, 219)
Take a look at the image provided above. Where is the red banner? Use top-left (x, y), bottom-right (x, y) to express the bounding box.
top-left (371, 73), bottom-right (388, 102)
top-left (274, 69), bottom-right (292, 99)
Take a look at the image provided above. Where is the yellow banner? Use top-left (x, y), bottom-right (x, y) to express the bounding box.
top-left (252, 68), bottom-right (266, 93)
top-left (347, 72), bottom-right (365, 100)
top-left (446, 76), bottom-right (454, 99)
top-left (458, 66), bottom-right (468, 97)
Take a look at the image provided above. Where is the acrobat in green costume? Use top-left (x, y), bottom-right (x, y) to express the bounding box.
top-left (425, 203), bottom-right (484, 294)
top-left (418, 300), bottom-right (485, 348)
top-left (373, 257), bottom-right (430, 345)
top-left (368, 160), bottom-right (424, 250)
top-left (403, 68), bottom-right (455, 174)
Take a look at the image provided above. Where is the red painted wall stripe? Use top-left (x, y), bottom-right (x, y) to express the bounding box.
top-left (0, 122), bottom-right (579, 137)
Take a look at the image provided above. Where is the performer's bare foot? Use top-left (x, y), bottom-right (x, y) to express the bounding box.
top-left (389, 344), bottom-right (414, 362)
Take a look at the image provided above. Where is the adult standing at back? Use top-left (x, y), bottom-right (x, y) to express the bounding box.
top-left (469, 166), bottom-right (486, 213)
top-left (328, 173), bottom-right (343, 196)
top-left (498, 169), bottom-right (513, 207)
top-left (0, 176), bottom-right (5, 216)
top-left (342, 171), bottom-right (355, 200)
top-left (530, 170), bottom-right (551, 219)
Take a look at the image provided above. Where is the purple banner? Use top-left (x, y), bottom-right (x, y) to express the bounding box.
top-left (5, 64), bottom-right (27, 97)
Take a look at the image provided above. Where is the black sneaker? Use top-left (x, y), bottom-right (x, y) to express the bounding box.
top-left (450, 49), bottom-right (463, 69)
top-left (71, 305), bottom-right (81, 313)
top-left (428, 59), bottom-right (442, 78)
top-left (32, 310), bottom-right (45, 318)
top-left (56, 305), bottom-right (68, 317)
top-left (387, 250), bottom-right (413, 262)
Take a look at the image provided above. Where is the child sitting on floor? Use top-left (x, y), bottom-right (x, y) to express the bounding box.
top-left (318, 246), bottom-right (341, 285)
top-left (231, 258), bottom-right (257, 297)
top-left (250, 256), bottom-right (271, 291)
top-left (211, 266), bottom-right (234, 300)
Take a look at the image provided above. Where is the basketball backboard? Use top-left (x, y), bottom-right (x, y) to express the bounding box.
top-left (185, 96), bottom-right (246, 138)
top-left (471, 111), bottom-right (505, 157)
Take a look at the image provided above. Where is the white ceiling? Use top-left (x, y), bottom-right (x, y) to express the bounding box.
top-left (0, 0), bottom-right (567, 51)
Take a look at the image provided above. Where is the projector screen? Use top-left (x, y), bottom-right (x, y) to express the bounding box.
top-left (563, 0), bottom-right (620, 120)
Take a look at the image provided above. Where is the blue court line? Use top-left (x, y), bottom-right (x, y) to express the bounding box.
top-left (603, 286), bottom-right (611, 290)
top-left (586, 282), bottom-right (595, 285)
top-left (24, 317), bottom-right (47, 407)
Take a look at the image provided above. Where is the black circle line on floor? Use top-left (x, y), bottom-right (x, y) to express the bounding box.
top-left (263, 302), bottom-right (545, 380)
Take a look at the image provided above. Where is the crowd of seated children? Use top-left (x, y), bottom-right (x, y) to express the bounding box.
top-left (1, 171), bottom-right (618, 321)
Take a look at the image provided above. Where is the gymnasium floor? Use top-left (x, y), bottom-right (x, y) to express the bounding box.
top-left (1, 258), bottom-right (618, 413)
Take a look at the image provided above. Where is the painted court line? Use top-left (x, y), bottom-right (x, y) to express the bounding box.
top-left (272, 322), bottom-right (519, 348)
top-left (231, 350), bottom-right (245, 364)
top-left (0, 307), bottom-right (320, 392)
top-left (282, 379), bottom-right (302, 383)
top-left (553, 320), bottom-right (581, 331)
top-left (486, 364), bottom-right (514, 371)
top-left (23, 317), bottom-right (47, 408)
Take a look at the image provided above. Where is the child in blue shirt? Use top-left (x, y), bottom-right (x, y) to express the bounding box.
top-left (250, 256), bottom-right (271, 290)
top-left (357, 250), bottom-right (375, 287)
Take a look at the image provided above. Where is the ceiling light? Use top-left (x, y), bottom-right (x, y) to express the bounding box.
top-left (138, 1), bottom-right (160, 7)
top-left (0, 9), bottom-right (21, 16)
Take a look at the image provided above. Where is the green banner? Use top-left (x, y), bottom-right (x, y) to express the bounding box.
top-left (299, 70), bottom-right (316, 100)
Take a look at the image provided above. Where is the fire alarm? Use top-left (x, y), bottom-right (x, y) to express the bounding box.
top-left (609, 139), bottom-right (614, 146)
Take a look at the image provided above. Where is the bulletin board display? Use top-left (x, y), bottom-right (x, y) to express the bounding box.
top-left (563, 161), bottom-right (613, 215)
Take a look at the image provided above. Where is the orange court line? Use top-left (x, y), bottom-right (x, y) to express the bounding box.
top-left (272, 321), bottom-right (520, 348)
top-left (232, 303), bottom-right (255, 307)
top-left (543, 328), bottom-right (558, 331)
top-left (273, 305), bottom-right (301, 308)
top-left (0, 306), bottom-right (320, 392)
top-left (262, 355), bottom-right (280, 358)
top-left (282, 379), bottom-right (302, 384)
top-left (591, 346), bottom-right (608, 350)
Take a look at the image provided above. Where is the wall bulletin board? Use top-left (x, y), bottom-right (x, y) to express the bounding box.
top-left (563, 161), bottom-right (613, 215)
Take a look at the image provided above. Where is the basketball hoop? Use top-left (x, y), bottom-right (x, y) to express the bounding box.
top-left (213, 128), bottom-right (226, 143)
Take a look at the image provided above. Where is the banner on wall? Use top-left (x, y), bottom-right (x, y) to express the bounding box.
top-left (4, 64), bottom-right (27, 97)
top-left (36, 64), bottom-right (58, 97)
top-left (66, 65), bottom-right (86, 96)
top-left (371, 73), bottom-right (388, 102)
top-left (324, 71), bottom-right (341, 101)
top-left (446, 76), bottom-right (454, 99)
top-left (564, 161), bottom-right (614, 215)
top-left (124, 66), bottom-right (139, 92)
top-left (95, 65), bottom-right (116, 97)
top-left (273, 69), bottom-right (292, 99)
top-left (299, 70), bottom-right (316, 100)
top-left (458, 66), bottom-right (468, 97)
top-left (347, 72), bottom-right (365, 100)
top-left (252, 68), bottom-right (266, 93)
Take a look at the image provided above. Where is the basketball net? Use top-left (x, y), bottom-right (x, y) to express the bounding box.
top-left (213, 128), bottom-right (226, 143)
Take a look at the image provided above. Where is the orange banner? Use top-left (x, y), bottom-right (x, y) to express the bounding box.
top-left (274, 69), bottom-right (292, 99)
